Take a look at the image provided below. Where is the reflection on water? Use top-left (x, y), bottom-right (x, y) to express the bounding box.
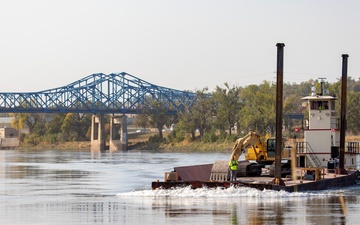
top-left (0, 150), bottom-right (359, 225)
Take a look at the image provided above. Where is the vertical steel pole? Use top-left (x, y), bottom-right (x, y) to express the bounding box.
top-left (339, 54), bottom-right (348, 174)
top-left (274, 43), bottom-right (285, 184)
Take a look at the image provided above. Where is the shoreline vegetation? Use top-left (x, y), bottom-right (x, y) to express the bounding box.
top-left (16, 132), bottom-right (360, 152)
top-left (17, 141), bottom-right (234, 152)
top-left (17, 139), bottom-right (235, 152)
top-left (17, 132), bottom-right (235, 152)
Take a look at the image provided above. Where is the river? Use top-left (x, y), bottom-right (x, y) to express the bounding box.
top-left (0, 150), bottom-right (359, 225)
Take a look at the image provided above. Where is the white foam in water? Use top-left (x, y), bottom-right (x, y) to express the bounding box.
top-left (117, 185), bottom-right (323, 200)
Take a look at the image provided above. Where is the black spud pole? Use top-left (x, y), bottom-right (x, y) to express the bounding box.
top-left (339, 54), bottom-right (349, 174)
top-left (274, 43), bottom-right (285, 185)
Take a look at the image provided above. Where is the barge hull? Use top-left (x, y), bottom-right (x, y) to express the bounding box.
top-left (152, 170), bottom-right (359, 193)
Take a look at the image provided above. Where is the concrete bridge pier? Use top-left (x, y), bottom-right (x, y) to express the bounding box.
top-left (91, 114), bottom-right (106, 152)
top-left (109, 115), bottom-right (128, 152)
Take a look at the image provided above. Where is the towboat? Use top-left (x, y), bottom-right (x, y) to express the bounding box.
top-left (152, 50), bottom-right (360, 192)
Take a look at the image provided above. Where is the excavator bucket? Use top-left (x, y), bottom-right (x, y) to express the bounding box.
top-left (210, 160), bottom-right (229, 181)
top-left (210, 160), bottom-right (260, 181)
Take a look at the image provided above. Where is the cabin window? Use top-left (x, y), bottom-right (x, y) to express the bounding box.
top-left (331, 100), bottom-right (335, 110)
top-left (310, 101), bottom-right (329, 110)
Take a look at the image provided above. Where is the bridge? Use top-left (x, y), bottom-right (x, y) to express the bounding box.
top-left (0, 72), bottom-right (199, 152)
top-left (0, 72), bottom-right (197, 114)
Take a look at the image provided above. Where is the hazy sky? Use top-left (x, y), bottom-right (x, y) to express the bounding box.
top-left (1, 0), bottom-right (359, 92)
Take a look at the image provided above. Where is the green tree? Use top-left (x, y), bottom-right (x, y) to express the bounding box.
top-left (47, 113), bottom-right (66, 134)
top-left (77, 113), bottom-right (92, 140)
top-left (213, 83), bottom-right (241, 135)
top-left (346, 91), bottom-right (360, 134)
top-left (192, 88), bottom-right (214, 140)
top-left (238, 81), bottom-right (276, 134)
top-left (176, 104), bottom-right (198, 141)
top-left (60, 113), bottom-right (92, 141)
top-left (134, 113), bottom-right (149, 130)
top-left (61, 113), bottom-right (79, 141)
top-left (10, 112), bottom-right (46, 134)
top-left (145, 100), bottom-right (173, 140)
top-left (170, 88), bottom-right (213, 141)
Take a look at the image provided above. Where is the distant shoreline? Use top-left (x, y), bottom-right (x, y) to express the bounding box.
top-left (13, 135), bottom-right (360, 152)
top-left (16, 140), bottom-right (234, 152)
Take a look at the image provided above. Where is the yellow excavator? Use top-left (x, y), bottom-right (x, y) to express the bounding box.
top-left (210, 131), bottom-right (291, 181)
top-left (230, 131), bottom-right (291, 165)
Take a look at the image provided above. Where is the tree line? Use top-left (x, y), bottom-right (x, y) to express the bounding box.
top-left (10, 77), bottom-right (360, 146)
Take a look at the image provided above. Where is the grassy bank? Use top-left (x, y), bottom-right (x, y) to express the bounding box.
top-left (157, 141), bottom-right (233, 152)
top-left (18, 141), bottom-right (91, 151)
top-left (18, 140), bottom-right (233, 152)
top-left (128, 132), bottom-right (234, 152)
top-left (17, 132), bottom-right (234, 152)
top-left (17, 132), bottom-right (360, 152)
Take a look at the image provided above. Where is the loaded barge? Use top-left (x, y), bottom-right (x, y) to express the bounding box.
top-left (151, 164), bottom-right (359, 192)
top-left (152, 45), bottom-right (360, 192)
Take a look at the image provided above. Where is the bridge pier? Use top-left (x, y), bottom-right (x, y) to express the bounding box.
top-left (109, 115), bottom-right (128, 152)
top-left (90, 114), bottom-right (106, 152)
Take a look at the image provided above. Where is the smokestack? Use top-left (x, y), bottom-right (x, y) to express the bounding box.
top-left (274, 43), bottom-right (285, 185)
top-left (338, 54), bottom-right (349, 174)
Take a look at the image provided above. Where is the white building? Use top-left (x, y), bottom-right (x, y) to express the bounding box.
top-left (0, 127), bottom-right (19, 149)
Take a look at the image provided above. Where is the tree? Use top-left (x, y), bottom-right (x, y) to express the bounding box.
top-left (238, 81), bottom-right (276, 134)
top-left (346, 91), bottom-right (360, 134)
top-left (47, 113), bottom-right (66, 134)
top-left (61, 113), bottom-right (79, 141)
top-left (145, 99), bottom-right (173, 139)
top-left (176, 104), bottom-right (198, 141)
top-left (192, 88), bottom-right (214, 140)
top-left (60, 113), bottom-right (92, 141)
top-left (134, 112), bottom-right (149, 130)
top-left (9, 112), bottom-right (46, 134)
top-left (77, 113), bottom-right (92, 140)
top-left (213, 83), bottom-right (241, 135)
top-left (45, 112), bottom-right (92, 142)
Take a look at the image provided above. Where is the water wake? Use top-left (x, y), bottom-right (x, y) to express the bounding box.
top-left (117, 185), bottom-right (320, 199)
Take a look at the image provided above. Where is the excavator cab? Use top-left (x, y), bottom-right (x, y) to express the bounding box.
top-left (266, 137), bottom-right (292, 159)
top-left (266, 138), bottom-right (276, 159)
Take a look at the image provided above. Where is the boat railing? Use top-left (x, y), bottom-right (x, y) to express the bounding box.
top-left (347, 142), bottom-right (360, 154)
top-left (296, 141), bottom-right (322, 167)
top-left (296, 141), bottom-right (306, 154)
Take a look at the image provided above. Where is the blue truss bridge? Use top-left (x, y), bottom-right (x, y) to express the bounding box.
top-left (0, 72), bottom-right (198, 115)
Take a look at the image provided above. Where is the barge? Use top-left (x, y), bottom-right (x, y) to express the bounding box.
top-left (151, 46), bottom-right (360, 192)
top-left (151, 163), bottom-right (359, 192)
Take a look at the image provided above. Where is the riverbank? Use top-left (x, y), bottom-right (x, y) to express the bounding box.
top-left (16, 139), bottom-right (234, 152)
top-left (17, 141), bottom-right (91, 151)
top-left (17, 131), bottom-right (235, 152)
top-left (15, 133), bottom-right (360, 152)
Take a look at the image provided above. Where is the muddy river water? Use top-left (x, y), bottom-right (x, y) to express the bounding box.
top-left (0, 150), bottom-right (359, 225)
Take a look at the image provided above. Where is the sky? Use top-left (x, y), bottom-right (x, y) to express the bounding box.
top-left (1, 0), bottom-right (359, 93)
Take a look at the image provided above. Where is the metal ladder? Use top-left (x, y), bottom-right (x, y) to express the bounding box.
top-left (305, 143), bottom-right (322, 167)
top-left (296, 142), bottom-right (322, 167)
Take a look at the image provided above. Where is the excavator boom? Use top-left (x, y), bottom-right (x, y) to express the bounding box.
top-left (210, 131), bottom-right (292, 181)
top-left (210, 131), bottom-right (264, 181)
top-left (229, 131), bottom-right (264, 161)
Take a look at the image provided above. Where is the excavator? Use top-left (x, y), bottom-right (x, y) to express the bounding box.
top-left (229, 131), bottom-right (275, 164)
top-left (210, 131), bottom-right (292, 181)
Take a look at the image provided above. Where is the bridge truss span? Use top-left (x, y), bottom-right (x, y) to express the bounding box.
top-left (0, 72), bottom-right (198, 114)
